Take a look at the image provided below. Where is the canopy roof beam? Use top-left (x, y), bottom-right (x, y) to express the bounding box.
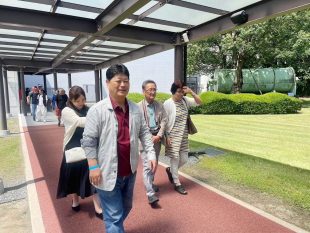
top-left (185, 0), bottom-right (310, 43)
top-left (45, 0), bottom-right (151, 73)
top-left (1, 59), bottom-right (94, 71)
top-left (0, 5), bottom-right (96, 34)
top-left (154, 0), bottom-right (229, 15)
top-left (0, 5), bottom-right (176, 45)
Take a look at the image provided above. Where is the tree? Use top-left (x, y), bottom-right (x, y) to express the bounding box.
top-left (220, 27), bottom-right (259, 93)
top-left (187, 9), bottom-right (310, 95)
top-left (187, 36), bottom-right (231, 76)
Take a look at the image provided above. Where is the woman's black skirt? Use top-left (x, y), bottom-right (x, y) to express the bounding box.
top-left (56, 154), bottom-right (94, 199)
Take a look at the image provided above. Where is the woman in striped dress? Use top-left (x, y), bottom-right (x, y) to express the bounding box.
top-left (163, 82), bottom-right (202, 195)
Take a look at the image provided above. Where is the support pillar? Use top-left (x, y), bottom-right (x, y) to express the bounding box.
top-left (53, 72), bottom-right (58, 91)
top-left (0, 64), bottom-right (9, 136)
top-left (3, 69), bottom-right (11, 116)
top-left (17, 71), bottom-right (22, 113)
top-left (68, 73), bottom-right (72, 89)
top-left (99, 69), bottom-right (103, 100)
top-left (174, 45), bottom-right (187, 84)
top-left (94, 70), bottom-right (100, 102)
top-left (43, 74), bottom-right (47, 92)
top-left (184, 45), bottom-right (187, 85)
top-left (20, 69), bottom-right (27, 116)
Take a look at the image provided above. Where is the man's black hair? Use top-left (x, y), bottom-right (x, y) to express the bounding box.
top-left (106, 64), bottom-right (130, 81)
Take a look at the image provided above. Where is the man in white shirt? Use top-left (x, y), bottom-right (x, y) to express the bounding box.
top-left (36, 89), bottom-right (47, 122)
top-left (138, 80), bottom-right (168, 207)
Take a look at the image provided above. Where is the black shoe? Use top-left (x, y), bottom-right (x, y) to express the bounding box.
top-left (152, 184), bottom-right (159, 192)
top-left (95, 211), bottom-right (103, 219)
top-left (58, 122), bottom-right (60, 127)
top-left (165, 167), bottom-right (173, 184)
top-left (174, 185), bottom-right (187, 195)
top-left (71, 205), bottom-right (80, 212)
top-left (148, 195), bottom-right (159, 205)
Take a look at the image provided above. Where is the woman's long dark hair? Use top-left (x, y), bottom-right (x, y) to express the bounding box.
top-left (66, 86), bottom-right (88, 117)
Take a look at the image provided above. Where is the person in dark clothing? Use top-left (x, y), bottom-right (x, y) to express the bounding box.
top-left (55, 88), bottom-right (68, 126)
top-left (52, 90), bottom-right (58, 111)
top-left (27, 86), bottom-right (39, 121)
top-left (56, 86), bottom-right (102, 217)
top-left (25, 88), bottom-right (30, 98)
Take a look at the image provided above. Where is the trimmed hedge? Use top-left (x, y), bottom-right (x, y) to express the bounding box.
top-left (127, 93), bottom-right (144, 103)
top-left (191, 92), bottom-right (302, 114)
top-left (128, 91), bottom-right (302, 114)
top-left (127, 92), bottom-right (171, 103)
top-left (154, 92), bottom-right (171, 103)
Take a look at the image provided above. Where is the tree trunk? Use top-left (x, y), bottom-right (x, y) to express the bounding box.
top-left (233, 53), bottom-right (245, 94)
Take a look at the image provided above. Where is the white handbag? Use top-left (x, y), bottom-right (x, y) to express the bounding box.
top-left (65, 147), bottom-right (86, 163)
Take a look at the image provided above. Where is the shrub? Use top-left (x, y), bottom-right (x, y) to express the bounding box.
top-left (228, 94), bottom-right (271, 114)
top-left (194, 92), bottom-right (302, 114)
top-left (127, 93), bottom-right (144, 103)
top-left (197, 92), bottom-right (237, 114)
top-left (155, 92), bottom-right (171, 103)
top-left (263, 93), bottom-right (302, 113)
top-left (127, 92), bottom-right (171, 103)
top-left (129, 91), bottom-right (302, 114)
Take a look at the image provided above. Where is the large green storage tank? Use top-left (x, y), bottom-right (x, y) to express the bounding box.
top-left (213, 67), bottom-right (296, 94)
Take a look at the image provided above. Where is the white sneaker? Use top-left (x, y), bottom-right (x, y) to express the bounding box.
top-left (43, 120), bottom-right (46, 123)
top-left (35, 119), bottom-right (39, 122)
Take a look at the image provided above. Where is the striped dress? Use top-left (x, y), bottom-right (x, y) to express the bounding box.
top-left (165, 100), bottom-right (189, 158)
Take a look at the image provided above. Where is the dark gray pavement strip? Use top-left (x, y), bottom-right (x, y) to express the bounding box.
top-left (205, 147), bottom-right (226, 157)
top-left (0, 179), bottom-right (27, 204)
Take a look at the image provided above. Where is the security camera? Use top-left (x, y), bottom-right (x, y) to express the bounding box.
top-left (182, 32), bottom-right (189, 43)
top-left (231, 10), bottom-right (248, 25)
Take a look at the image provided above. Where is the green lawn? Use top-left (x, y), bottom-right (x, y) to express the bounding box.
top-left (184, 148), bottom-right (310, 210)
top-left (185, 106), bottom-right (310, 211)
top-left (190, 108), bottom-right (310, 170)
top-left (0, 118), bottom-right (23, 179)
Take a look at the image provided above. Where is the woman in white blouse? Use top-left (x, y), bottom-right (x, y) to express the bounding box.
top-left (56, 86), bottom-right (102, 218)
top-left (163, 81), bottom-right (202, 195)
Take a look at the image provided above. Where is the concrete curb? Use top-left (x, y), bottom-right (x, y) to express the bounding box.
top-left (159, 161), bottom-right (309, 233)
top-left (19, 114), bottom-right (45, 233)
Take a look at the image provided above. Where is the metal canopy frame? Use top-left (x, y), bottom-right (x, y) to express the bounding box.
top-left (0, 0), bottom-right (309, 74)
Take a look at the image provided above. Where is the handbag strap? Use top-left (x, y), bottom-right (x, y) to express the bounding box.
top-left (182, 98), bottom-right (190, 116)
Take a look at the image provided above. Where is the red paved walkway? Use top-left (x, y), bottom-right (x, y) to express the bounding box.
top-left (24, 124), bottom-right (295, 233)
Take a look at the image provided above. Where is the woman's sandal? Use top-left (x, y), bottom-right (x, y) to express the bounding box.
top-left (71, 201), bottom-right (80, 212)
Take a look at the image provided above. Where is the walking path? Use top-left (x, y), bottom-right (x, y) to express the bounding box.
top-left (19, 112), bottom-right (307, 233)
